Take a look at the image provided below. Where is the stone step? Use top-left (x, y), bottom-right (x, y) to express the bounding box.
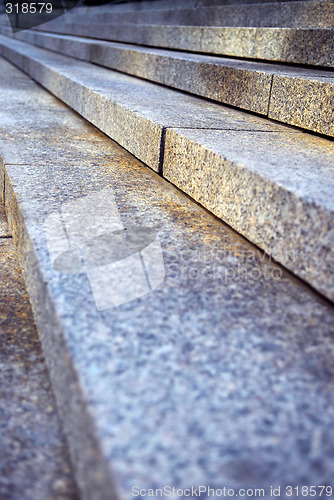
top-left (0, 204), bottom-right (79, 500)
top-left (82, 0), bottom-right (323, 9)
top-left (77, 0), bottom-right (319, 12)
top-left (2, 55), bottom-right (334, 500)
top-left (66, 0), bottom-right (334, 28)
top-left (33, 18), bottom-right (334, 68)
top-left (0, 34), bottom-right (333, 301)
top-left (4, 27), bottom-right (333, 136)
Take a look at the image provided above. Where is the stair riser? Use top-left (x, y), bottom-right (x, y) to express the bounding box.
top-left (2, 55), bottom-right (334, 500)
top-left (68, 1), bottom-right (334, 28)
top-left (36, 20), bottom-right (334, 68)
top-left (1, 36), bottom-right (333, 302)
top-left (4, 28), bottom-right (334, 137)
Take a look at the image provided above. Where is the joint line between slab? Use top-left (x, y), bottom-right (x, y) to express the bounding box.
top-left (158, 126), bottom-right (167, 176)
top-left (267, 74), bottom-right (274, 116)
top-left (1, 171), bottom-right (4, 203)
top-left (167, 127), bottom-right (300, 133)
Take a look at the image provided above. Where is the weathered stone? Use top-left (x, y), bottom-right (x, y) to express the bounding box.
top-left (35, 19), bottom-right (334, 68)
top-left (68, 0), bottom-right (328, 11)
top-left (2, 54), bottom-right (334, 500)
top-left (0, 235), bottom-right (78, 500)
top-left (2, 72), bottom-right (334, 500)
top-left (269, 73), bottom-right (334, 137)
top-left (164, 127), bottom-right (334, 302)
top-left (0, 37), bottom-right (292, 170)
top-left (66, 0), bottom-right (334, 28)
top-left (7, 27), bottom-right (334, 135)
top-left (0, 205), bottom-right (10, 236)
top-left (8, 28), bottom-right (273, 115)
top-left (1, 43), bottom-right (333, 299)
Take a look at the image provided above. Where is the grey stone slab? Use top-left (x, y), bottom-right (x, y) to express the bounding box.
top-left (10, 28), bottom-right (273, 115)
top-left (0, 56), bottom-right (140, 167)
top-left (8, 28), bottom-right (334, 135)
top-left (1, 47), bottom-right (333, 297)
top-left (269, 73), bottom-right (334, 137)
top-left (0, 236), bottom-right (79, 500)
top-left (2, 52), bottom-right (334, 500)
top-left (35, 18), bottom-right (334, 68)
top-left (69, 0), bottom-right (318, 13)
top-left (3, 102), bottom-right (334, 500)
top-left (0, 204), bottom-right (10, 236)
top-left (164, 127), bottom-right (334, 302)
top-left (68, 0), bottom-right (334, 28)
top-left (0, 38), bottom-right (294, 171)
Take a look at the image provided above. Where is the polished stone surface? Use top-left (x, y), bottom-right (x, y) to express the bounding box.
top-left (0, 207), bottom-right (78, 500)
top-left (0, 38), bottom-right (293, 171)
top-left (164, 127), bottom-right (334, 302)
top-left (2, 56), bottom-right (334, 500)
top-left (35, 20), bottom-right (334, 68)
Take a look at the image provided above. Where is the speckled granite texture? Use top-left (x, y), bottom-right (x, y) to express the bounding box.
top-left (1, 58), bottom-right (334, 500)
top-left (62, 0), bottom-right (333, 28)
top-left (0, 205), bottom-right (10, 237)
top-left (269, 73), bottom-right (334, 137)
top-left (0, 47), bottom-right (332, 300)
top-left (0, 38), bottom-right (292, 170)
top-left (164, 127), bottom-right (334, 303)
top-left (8, 28), bottom-right (333, 136)
top-left (35, 19), bottom-right (334, 68)
top-left (0, 206), bottom-right (79, 500)
top-left (6, 28), bottom-right (273, 115)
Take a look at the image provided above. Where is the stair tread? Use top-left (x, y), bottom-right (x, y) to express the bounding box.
top-left (5, 27), bottom-right (333, 136)
top-left (67, 1), bottom-right (334, 28)
top-left (0, 34), bottom-right (333, 300)
top-left (34, 18), bottom-right (334, 67)
top-left (2, 56), bottom-right (334, 500)
top-left (0, 33), bottom-right (292, 167)
top-left (0, 205), bottom-right (79, 500)
top-left (164, 127), bottom-right (334, 300)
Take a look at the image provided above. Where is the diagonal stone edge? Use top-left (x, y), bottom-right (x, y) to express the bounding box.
top-left (163, 127), bottom-right (334, 303)
top-left (2, 165), bottom-right (121, 500)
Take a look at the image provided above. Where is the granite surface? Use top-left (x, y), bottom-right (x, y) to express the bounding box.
top-left (9, 29), bottom-right (273, 115)
top-left (66, 0), bottom-right (334, 28)
top-left (0, 207), bottom-right (78, 500)
top-left (9, 28), bottom-right (334, 136)
top-left (68, 0), bottom-right (324, 11)
top-left (0, 49), bottom-right (333, 298)
top-left (0, 204), bottom-right (10, 236)
top-left (164, 127), bottom-right (334, 302)
top-left (269, 74), bottom-right (334, 137)
top-left (2, 55), bottom-right (334, 500)
top-left (4, 121), bottom-right (334, 500)
top-left (0, 39), bottom-right (293, 172)
top-left (35, 20), bottom-right (334, 68)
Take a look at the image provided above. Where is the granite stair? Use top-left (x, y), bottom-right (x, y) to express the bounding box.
top-left (0, 26), bottom-right (333, 136)
top-left (0, 204), bottom-right (79, 500)
top-left (65, 0), bottom-right (333, 27)
top-left (26, 1), bottom-right (334, 68)
top-left (0, 3), bottom-right (333, 496)
top-left (0, 28), bottom-right (333, 301)
top-left (1, 55), bottom-right (334, 500)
